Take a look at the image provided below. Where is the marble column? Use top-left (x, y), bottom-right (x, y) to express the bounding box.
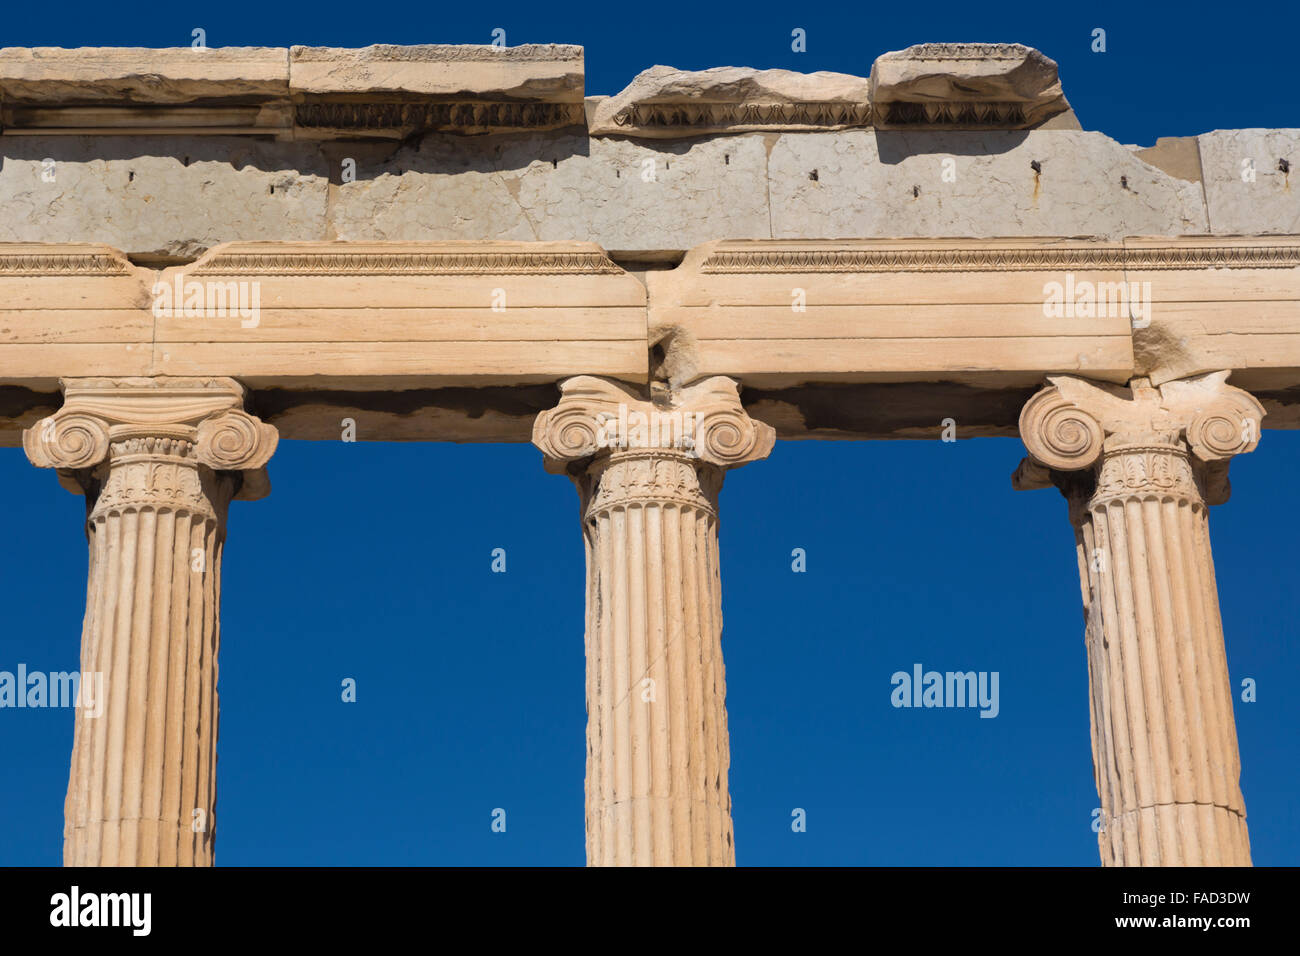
top-left (25, 377), bottom-right (278, 867)
top-left (1014, 371), bottom-right (1261, 866)
top-left (534, 375), bottom-right (773, 866)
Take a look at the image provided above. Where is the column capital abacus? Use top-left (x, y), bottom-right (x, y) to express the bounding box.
top-left (1013, 371), bottom-right (1263, 506)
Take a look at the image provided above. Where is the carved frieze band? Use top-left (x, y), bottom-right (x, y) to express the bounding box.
top-left (607, 102), bottom-right (873, 132)
top-left (6, 243), bottom-right (1297, 279)
top-left (0, 253), bottom-right (130, 276)
top-left (190, 249), bottom-right (623, 276)
top-left (291, 43), bottom-right (584, 63)
top-left (699, 244), bottom-right (1300, 274)
top-left (294, 101), bottom-right (584, 132)
top-left (896, 42), bottom-right (1036, 60)
top-left (879, 101), bottom-right (1027, 127)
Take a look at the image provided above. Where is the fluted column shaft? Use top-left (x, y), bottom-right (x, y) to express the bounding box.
top-left (70, 440), bottom-right (233, 865)
top-left (1017, 373), bottom-right (1261, 866)
top-left (582, 449), bottom-right (729, 865)
top-left (26, 377), bottom-right (277, 866)
top-left (535, 375), bottom-right (773, 866)
top-left (1069, 446), bottom-right (1248, 864)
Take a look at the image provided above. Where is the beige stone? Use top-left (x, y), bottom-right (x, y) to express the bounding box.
top-left (870, 42), bottom-right (1071, 129)
top-left (1123, 236), bottom-right (1300, 390)
top-left (0, 240), bottom-right (648, 390)
top-left (4, 235), bottom-right (1300, 446)
top-left (288, 44), bottom-right (586, 137)
top-left (288, 44), bottom-right (583, 100)
top-left (0, 44), bottom-right (586, 137)
top-left (534, 375), bottom-right (773, 865)
top-left (151, 241), bottom-right (648, 385)
top-left (0, 46), bottom-right (289, 104)
top-left (25, 377), bottom-right (278, 865)
top-left (1015, 371), bottom-right (1260, 865)
top-left (647, 238), bottom-right (1137, 389)
top-left (1134, 136), bottom-right (1204, 183)
top-left (589, 65), bottom-right (871, 138)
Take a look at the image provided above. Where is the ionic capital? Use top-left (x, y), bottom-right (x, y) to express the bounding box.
top-left (1014, 372), bottom-right (1263, 505)
top-left (23, 377), bottom-right (279, 500)
top-left (531, 375), bottom-right (775, 474)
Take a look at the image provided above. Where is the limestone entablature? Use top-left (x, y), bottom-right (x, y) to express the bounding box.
top-left (2, 235), bottom-right (1298, 445)
top-left (0, 44), bottom-right (586, 138)
top-left (587, 65), bottom-right (875, 138)
top-left (0, 41), bottom-right (1076, 138)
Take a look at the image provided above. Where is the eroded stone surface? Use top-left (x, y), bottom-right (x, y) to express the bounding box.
top-left (0, 137), bottom-right (329, 257)
top-left (0, 45), bottom-right (586, 138)
top-left (288, 43), bottom-right (583, 100)
top-left (1134, 136), bottom-right (1203, 183)
top-left (1198, 129), bottom-right (1300, 234)
top-left (5, 126), bottom-right (1255, 255)
top-left (329, 130), bottom-right (772, 250)
top-left (870, 42), bottom-right (1070, 129)
top-left (768, 130), bottom-right (1209, 238)
top-left (589, 64), bottom-right (871, 137)
top-left (0, 46), bottom-right (289, 103)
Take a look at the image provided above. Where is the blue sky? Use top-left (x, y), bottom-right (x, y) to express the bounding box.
top-left (4, 436), bottom-right (1297, 865)
top-left (1, 1), bottom-right (1297, 866)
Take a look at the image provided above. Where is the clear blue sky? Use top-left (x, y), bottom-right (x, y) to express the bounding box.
top-left (1, 1), bottom-right (1297, 866)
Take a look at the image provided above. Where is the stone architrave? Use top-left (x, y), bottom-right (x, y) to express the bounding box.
top-left (533, 375), bottom-right (774, 866)
top-left (1014, 371), bottom-right (1262, 866)
top-left (24, 377), bottom-right (278, 866)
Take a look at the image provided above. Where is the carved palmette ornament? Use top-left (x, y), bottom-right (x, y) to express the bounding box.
top-left (92, 446), bottom-right (214, 516)
top-left (1091, 444), bottom-right (1199, 502)
top-left (586, 451), bottom-right (719, 514)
